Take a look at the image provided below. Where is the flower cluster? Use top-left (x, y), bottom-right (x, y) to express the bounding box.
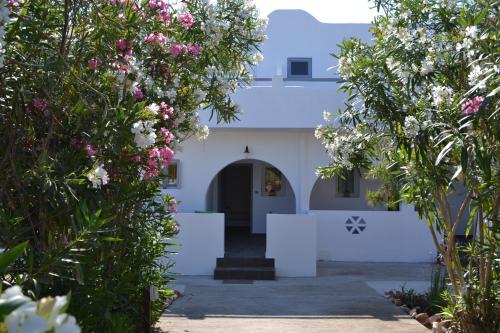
top-left (0, 0), bottom-right (11, 68)
top-left (1, 286), bottom-right (81, 333)
top-left (142, 145), bottom-right (174, 179)
top-left (131, 120), bottom-right (157, 150)
top-left (462, 96), bottom-right (484, 115)
top-left (178, 13), bottom-right (193, 30)
top-left (87, 163), bottom-right (110, 188)
top-left (431, 85), bottom-right (453, 106)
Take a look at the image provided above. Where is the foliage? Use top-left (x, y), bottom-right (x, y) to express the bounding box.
top-left (0, 244), bottom-right (81, 333)
top-left (0, 0), bottom-right (266, 332)
top-left (398, 269), bottom-right (448, 316)
top-left (316, 0), bottom-right (499, 332)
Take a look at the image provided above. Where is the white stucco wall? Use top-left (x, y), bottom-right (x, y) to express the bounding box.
top-left (257, 10), bottom-right (371, 79)
top-left (199, 10), bottom-right (372, 129)
top-left (266, 214), bottom-right (317, 277)
top-left (312, 205), bottom-right (436, 262)
top-left (169, 213), bottom-right (224, 275)
top-left (164, 129), bottom-right (331, 215)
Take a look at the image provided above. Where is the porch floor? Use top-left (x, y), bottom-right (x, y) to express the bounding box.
top-left (225, 228), bottom-right (266, 258)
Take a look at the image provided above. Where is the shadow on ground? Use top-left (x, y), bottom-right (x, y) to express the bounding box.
top-left (159, 262), bottom-right (434, 333)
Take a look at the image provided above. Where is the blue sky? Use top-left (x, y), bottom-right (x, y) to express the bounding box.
top-left (253, 0), bottom-right (378, 23)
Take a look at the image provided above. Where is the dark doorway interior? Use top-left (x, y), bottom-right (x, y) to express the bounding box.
top-left (220, 164), bottom-right (252, 230)
top-left (220, 164), bottom-right (265, 258)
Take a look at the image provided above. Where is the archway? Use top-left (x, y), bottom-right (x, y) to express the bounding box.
top-left (205, 159), bottom-right (296, 257)
top-left (309, 168), bottom-right (387, 211)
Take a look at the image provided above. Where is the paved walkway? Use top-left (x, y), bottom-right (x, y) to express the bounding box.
top-left (159, 262), bottom-right (435, 333)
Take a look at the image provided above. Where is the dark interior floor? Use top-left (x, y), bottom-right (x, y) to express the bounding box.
top-left (225, 227), bottom-right (266, 258)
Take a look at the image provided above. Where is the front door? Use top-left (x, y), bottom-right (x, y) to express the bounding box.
top-left (220, 164), bottom-right (252, 231)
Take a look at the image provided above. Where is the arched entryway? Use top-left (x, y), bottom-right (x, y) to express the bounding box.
top-left (309, 168), bottom-right (388, 211)
top-left (206, 159), bottom-right (296, 257)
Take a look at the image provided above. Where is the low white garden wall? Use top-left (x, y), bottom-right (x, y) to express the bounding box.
top-left (312, 205), bottom-right (436, 262)
top-left (169, 213), bottom-right (224, 275)
top-left (266, 213), bottom-right (317, 277)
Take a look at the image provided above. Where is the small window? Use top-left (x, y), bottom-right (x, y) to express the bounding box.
top-left (336, 169), bottom-right (358, 198)
top-left (287, 58), bottom-right (312, 78)
top-left (162, 160), bottom-right (180, 189)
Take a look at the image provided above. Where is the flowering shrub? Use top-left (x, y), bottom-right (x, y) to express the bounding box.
top-left (0, 0), bottom-right (265, 331)
top-left (317, 0), bottom-right (498, 331)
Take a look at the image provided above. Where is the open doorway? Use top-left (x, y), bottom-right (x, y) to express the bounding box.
top-left (219, 163), bottom-right (265, 257)
top-left (206, 159), bottom-right (296, 258)
top-left (220, 164), bottom-right (252, 231)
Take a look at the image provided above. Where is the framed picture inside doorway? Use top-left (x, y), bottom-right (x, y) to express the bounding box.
top-left (262, 167), bottom-right (284, 196)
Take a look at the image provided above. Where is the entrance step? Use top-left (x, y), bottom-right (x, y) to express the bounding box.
top-left (214, 257), bottom-right (276, 280)
top-left (216, 257), bottom-right (274, 268)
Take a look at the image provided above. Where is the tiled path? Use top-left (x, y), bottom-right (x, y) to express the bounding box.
top-left (159, 262), bottom-right (433, 333)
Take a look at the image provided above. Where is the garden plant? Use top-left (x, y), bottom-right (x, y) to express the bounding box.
top-left (316, 0), bottom-right (499, 332)
top-left (0, 0), bottom-right (266, 331)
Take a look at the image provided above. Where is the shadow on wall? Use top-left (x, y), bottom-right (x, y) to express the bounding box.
top-left (309, 168), bottom-right (387, 211)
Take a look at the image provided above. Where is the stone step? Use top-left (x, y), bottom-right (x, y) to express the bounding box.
top-left (214, 267), bottom-right (276, 280)
top-left (216, 257), bottom-right (275, 268)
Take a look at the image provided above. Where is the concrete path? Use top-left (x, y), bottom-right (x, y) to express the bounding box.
top-left (159, 262), bottom-right (435, 333)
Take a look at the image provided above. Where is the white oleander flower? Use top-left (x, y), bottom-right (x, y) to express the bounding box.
top-left (146, 103), bottom-right (160, 116)
top-left (420, 56), bottom-right (434, 75)
top-left (1, 287), bottom-right (81, 333)
top-left (87, 163), bottom-right (109, 188)
top-left (196, 125), bottom-right (209, 141)
top-left (431, 85), bottom-right (453, 106)
top-left (468, 64), bottom-right (486, 90)
top-left (323, 111), bottom-right (333, 122)
top-left (404, 116), bottom-right (420, 139)
top-left (251, 51), bottom-right (263, 64)
top-left (465, 26), bottom-right (478, 39)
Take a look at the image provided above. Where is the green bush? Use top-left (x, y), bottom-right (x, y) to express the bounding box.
top-left (0, 1), bottom-right (266, 331)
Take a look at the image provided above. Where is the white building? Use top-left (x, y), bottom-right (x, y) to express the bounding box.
top-left (164, 10), bottom-right (438, 278)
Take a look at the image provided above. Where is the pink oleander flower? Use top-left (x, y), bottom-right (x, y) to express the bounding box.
top-left (159, 146), bottom-right (174, 167)
top-left (169, 43), bottom-right (187, 57)
top-left (88, 57), bottom-right (101, 70)
top-left (133, 88), bottom-right (144, 101)
top-left (84, 144), bottom-right (96, 158)
top-left (145, 33), bottom-right (156, 43)
top-left (32, 98), bottom-right (49, 113)
top-left (133, 155), bottom-right (142, 162)
top-left (145, 33), bottom-right (167, 45)
top-left (148, 147), bottom-right (160, 159)
top-left (188, 44), bottom-right (203, 55)
top-left (160, 102), bottom-right (174, 120)
top-left (158, 33), bottom-right (167, 44)
top-left (160, 127), bottom-right (174, 144)
top-left (462, 96), bottom-right (484, 115)
top-left (178, 13), bottom-right (193, 30)
top-left (159, 12), bottom-right (170, 26)
top-left (7, 0), bottom-right (21, 11)
top-left (149, 0), bottom-right (168, 10)
top-left (117, 39), bottom-right (128, 52)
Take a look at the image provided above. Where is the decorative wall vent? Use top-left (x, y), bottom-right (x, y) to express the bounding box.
top-left (345, 216), bottom-right (366, 234)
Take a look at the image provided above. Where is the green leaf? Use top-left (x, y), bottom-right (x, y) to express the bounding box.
top-left (460, 146), bottom-right (468, 172)
top-left (101, 237), bottom-right (124, 242)
top-left (0, 241), bottom-right (29, 274)
top-left (435, 141), bottom-right (454, 166)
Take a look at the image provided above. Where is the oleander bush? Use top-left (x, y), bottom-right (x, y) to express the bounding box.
top-left (316, 0), bottom-right (499, 332)
top-left (0, 0), bottom-right (266, 331)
